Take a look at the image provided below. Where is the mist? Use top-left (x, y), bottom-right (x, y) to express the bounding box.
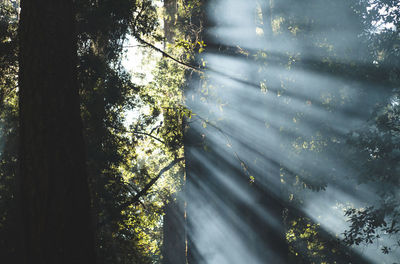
top-left (182, 0), bottom-right (400, 263)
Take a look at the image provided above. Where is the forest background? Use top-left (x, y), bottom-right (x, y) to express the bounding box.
top-left (0, 0), bottom-right (399, 263)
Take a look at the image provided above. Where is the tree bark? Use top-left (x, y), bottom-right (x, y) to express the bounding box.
top-left (18, 0), bottom-right (96, 263)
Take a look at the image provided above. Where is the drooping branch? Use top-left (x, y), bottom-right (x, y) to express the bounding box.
top-left (133, 130), bottom-right (165, 144)
top-left (107, 123), bottom-right (166, 144)
top-left (196, 115), bottom-right (253, 180)
top-left (132, 34), bottom-right (203, 73)
top-left (121, 157), bottom-right (184, 208)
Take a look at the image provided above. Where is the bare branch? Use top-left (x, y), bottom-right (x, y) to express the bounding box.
top-left (133, 130), bottom-right (165, 144)
top-left (133, 34), bottom-right (203, 73)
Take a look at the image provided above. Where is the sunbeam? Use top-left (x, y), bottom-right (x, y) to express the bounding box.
top-left (182, 0), bottom-right (399, 263)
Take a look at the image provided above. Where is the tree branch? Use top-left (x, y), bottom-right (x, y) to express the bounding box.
top-left (133, 34), bottom-right (203, 73)
top-left (121, 157), bottom-right (184, 208)
top-left (133, 130), bottom-right (165, 144)
top-left (196, 115), bottom-right (252, 179)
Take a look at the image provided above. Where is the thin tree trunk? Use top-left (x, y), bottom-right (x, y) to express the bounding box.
top-left (18, 0), bottom-right (96, 263)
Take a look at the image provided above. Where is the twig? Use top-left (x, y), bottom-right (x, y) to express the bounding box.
top-left (123, 45), bottom-right (146, 48)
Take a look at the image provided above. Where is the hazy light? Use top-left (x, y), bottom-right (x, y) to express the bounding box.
top-left (183, 0), bottom-right (398, 263)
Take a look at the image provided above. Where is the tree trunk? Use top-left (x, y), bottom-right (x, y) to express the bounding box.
top-left (18, 0), bottom-right (96, 263)
top-left (162, 197), bottom-right (186, 264)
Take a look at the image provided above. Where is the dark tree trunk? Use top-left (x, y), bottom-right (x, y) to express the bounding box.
top-left (18, 1), bottom-right (96, 263)
top-left (162, 198), bottom-right (186, 264)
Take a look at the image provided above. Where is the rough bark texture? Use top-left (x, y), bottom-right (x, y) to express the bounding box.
top-left (18, 0), bottom-right (96, 263)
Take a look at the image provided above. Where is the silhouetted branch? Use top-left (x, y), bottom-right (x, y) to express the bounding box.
top-left (133, 130), bottom-right (165, 144)
top-left (121, 157), bottom-right (184, 208)
top-left (133, 34), bottom-right (203, 73)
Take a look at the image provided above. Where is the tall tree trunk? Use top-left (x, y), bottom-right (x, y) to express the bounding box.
top-left (162, 197), bottom-right (186, 264)
top-left (18, 1), bottom-right (96, 263)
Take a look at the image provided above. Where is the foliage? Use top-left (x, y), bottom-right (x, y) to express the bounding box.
top-left (119, 0), bottom-right (204, 260)
top-left (343, 98), bottom-right (400, 254)
top-left (339, 0), bottom-right (400, 257)
top-left (1, 0), bottom-right (399, 262)
top-left (75, 0), bottom-right (160, 263)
